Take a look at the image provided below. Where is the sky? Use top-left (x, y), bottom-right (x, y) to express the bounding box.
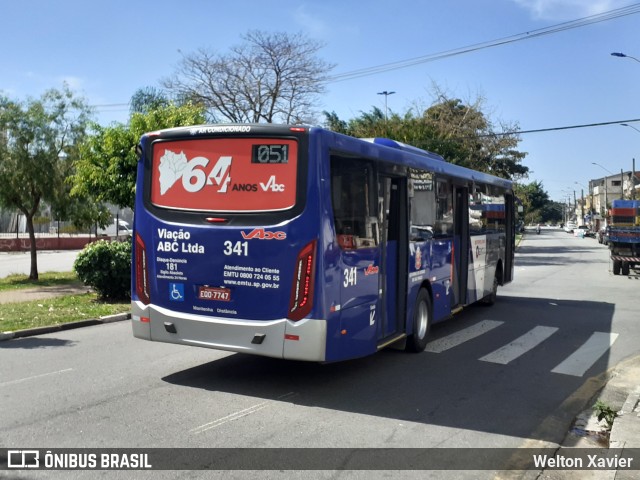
top-left (2, 0), bottom-right (639, 202)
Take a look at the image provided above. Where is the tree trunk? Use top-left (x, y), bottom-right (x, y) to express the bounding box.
top-left (26, 213), bottom-right (39, 281)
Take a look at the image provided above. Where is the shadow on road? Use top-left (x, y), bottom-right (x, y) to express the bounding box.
top-left (163, 295), bottom-right (615, 444)
top-left (0, 337), bottom-right (76, 349)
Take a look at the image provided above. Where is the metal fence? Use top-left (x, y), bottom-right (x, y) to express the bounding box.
top-left (0, 207), bottom-right (133, 237)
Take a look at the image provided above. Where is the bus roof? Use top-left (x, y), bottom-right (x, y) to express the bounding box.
top-left (141, 123), bottom-right (513, 191)
top-left (314, 127), bottom-right (513, 191)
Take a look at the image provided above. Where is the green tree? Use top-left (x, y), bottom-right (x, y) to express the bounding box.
top-left (73, 100), bottom-right (206, 210)
top-left (0, 86), bottom-right (92, 280)
top-left (61, 198), bottom-right (113, 235)
top-left (514, 181), bottom-right (550, 224)
top-left (324, 93), bottom-right (528, 181)
top-left (540, 201), bottom-right (564, 224)
top-left (130, 86), bottom-right (170, 115)
top-left (45, 148), bottom-right (114, 235)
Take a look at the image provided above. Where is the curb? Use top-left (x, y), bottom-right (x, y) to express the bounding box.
top-left (609, 386), bottom-right (640, 450)
top-left (0, 313), bottom-right (131, 341)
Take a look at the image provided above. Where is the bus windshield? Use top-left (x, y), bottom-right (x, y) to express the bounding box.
top-left (150, 138), bottom-right (298, 212)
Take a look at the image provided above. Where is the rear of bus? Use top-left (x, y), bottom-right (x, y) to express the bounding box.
top-left (131, 125), bottom-right (326, 361)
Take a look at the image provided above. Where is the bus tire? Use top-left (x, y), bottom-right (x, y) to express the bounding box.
top-left (613, 260), bottom-right (621, 275)
top-left (481, 272), bottom-right (499, 306)
top-left (621, 261), bottom-right (630, 276)
top-left (406, 288), bottom-right (431, 353)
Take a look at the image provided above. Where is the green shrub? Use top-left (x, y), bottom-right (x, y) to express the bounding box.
top-left (593, 400), bottom-right (618, 430)
top-left (74, 240), bottom-right (132, 300)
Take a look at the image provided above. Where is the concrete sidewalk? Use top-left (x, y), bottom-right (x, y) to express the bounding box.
top-left (531, 354), bottom-right (640, 480)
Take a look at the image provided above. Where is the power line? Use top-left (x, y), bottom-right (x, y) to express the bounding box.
top-left (91, 3), bottom-right (640, 112)
top-left (92, 103), bottom-right (129, 108)
top-left (91, 103), bottom-right (130, 113)
top-left (327, 3), bottom-right (640, 82)
top-left (481, 119), bottom-right (640, 137)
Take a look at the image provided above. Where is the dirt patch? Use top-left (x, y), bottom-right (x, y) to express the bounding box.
top-left (0, 283), bottom-right (92, 304)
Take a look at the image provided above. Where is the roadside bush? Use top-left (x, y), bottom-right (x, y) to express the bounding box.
top-left (74, 240), bottom-right (132, 300)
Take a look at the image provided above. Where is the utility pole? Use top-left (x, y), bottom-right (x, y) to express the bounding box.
top-left (633, 158), bottom-right (636, 200)
top-left (377, 91), bottom-right (395, 122)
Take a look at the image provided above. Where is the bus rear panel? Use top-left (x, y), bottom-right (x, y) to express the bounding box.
top-left (131, 125), bottom-right (329, 361)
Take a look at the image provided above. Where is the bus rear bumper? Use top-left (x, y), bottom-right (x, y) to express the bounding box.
top-left (131, 301), bottom-right (326, 362)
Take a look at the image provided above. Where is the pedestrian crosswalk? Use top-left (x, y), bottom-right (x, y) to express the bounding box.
top-left (479, 325), bottom-right (559, 365)
top-left (551, 332), bottom-right (619, 377)
top-left (425, 321), bottom-right (618, 377)
top-left (425, 320), bottom-right (503, 353)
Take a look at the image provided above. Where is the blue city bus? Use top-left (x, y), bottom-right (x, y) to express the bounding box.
top-left (131, 124), bottom-right (515, 362)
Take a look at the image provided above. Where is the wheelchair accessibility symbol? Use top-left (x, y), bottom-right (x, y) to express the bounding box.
top-left (169, 283), bottom-right (184, 302)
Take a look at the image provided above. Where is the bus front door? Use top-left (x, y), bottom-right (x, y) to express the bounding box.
top-left (453, 186), bottom-right (469, 307)
top-left (330, 158), bottom-right (407, 360)
top-left (377, 176), bottom-right (408, 345)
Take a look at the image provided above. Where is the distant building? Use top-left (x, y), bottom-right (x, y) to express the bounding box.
top-left (588, 171), bottom-right (640, 227)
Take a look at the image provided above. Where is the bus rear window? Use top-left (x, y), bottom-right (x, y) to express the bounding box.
top-left (150, 138), bottom-right (297, 212)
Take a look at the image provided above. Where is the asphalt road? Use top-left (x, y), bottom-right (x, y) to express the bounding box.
top-left (1, 229), bottom-right (639, 479)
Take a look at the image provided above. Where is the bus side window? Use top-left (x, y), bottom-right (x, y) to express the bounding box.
top-left (435, 179), bottom-right (453, 236)
top-left (331, 156), bottom-right (378, 250)
top-left (409, 170), bottom-right (436, 241)
top-left (469, 186), bottom-right (484, 235)
top-left (484, 185), bottom-right (506, 233)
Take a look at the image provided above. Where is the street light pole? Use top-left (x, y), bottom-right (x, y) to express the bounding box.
top-left (575, 182), bottom-right (586, 225)
top-left (611, 52), bottom-right (640, 63)
top-left (621, 123), bottom-right (640, 134)
top-left (592, 162), bottom-right (613, 175)
top-left (612, 56), bottom-right (640, 195)
top-left (620, 124), bottom-right (639, 199)
top-left (612, 55), bottom-right (640, 194)
top-left (592, 162), bottom-right (612, 222)
top-left (377, 91), bottom-right (395, 122)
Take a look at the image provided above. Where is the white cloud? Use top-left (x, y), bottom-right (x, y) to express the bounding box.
top-left (293, 5), bottom-right (329, 37)
top-left (56, 75), bottom-right (86, 91)
top-left (512, 0), bottom-right (635, 20)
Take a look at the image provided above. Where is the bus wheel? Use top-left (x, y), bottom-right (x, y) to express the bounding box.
top-left (406, 289), bottom-right (431, 353)
top-left (613, 260), bottom-right (621, 275)
top-left (481, 273), bottom-right (499, 306)
top-left (621, 261), bottom-right (630, 276)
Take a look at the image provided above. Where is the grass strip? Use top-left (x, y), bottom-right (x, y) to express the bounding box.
top-left (0, 292), bottom-right (130, 332)
top-left (0, 271), bottom-right (130, 332)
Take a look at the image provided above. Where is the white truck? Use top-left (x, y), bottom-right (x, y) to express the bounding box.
top-left (97, 219), bottom-right (132, 239)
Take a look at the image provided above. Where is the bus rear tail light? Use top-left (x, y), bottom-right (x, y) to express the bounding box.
top-left (288, 240), bottom-right (317, 321)
top-left (135, 233), bottom-right (151, 305)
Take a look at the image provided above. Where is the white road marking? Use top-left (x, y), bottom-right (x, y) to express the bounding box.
top-left (0, 368), bottom-right (73, 387)
top-left (425, 320), bottom-right (503, 353)
top-left (191, 392), bottom-right (297, 434)
top-left (479, 326), bottom-right (559, 364)
top-left (552, 332), bottom-right (619, 377)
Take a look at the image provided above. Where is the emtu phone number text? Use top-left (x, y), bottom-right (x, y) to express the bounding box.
top-left (223, 265), bottom-right (280, 289)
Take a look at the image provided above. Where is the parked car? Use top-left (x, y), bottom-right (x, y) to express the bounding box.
top-left (564, 222), bottom-right (577, 233)
top-left (574, 225), bottom-right (594, 238)
top-left (597, 228), bottom-right (609, 245)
